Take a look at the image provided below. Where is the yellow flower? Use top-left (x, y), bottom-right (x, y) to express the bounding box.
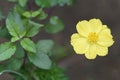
top-left (70, 18), bottom-right (114, 59)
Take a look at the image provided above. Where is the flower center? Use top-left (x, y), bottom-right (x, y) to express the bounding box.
top-left (88, 32), bottom-right (98, 43)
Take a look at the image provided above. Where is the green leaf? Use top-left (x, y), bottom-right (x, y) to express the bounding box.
top-left (26, 20), bottom-right (43, 37)
top-left (36, 40), bottom-right (54, 54)
top-left (11, 36), bottom-right (19, 42)
top-left (6, 12), bottom-right (26, 42)
top-left (22, 9), bottom-right (47, 19)
top-left (22, 9), bottom-right (44, 18)
top-left (28, 52), bottom-right (52, 69)
top-left (5, 58), bottom-right (22, 70)
top-left (35, 0), bottom-right (57, 8)
top-left (18, 0), bottom-right (27, 7)
top-left (15, 43), bottom-right (25, 59)
top-left (51, 45), bottom-right (67, 60)
top-left (45, 16), bottom-right (64, 33)
top-left (22, 11), bottom-right (31, 18)
top-left (37, 10), bottom-right (48, 20)
top-left (34, 63), bottom-right (68, 80)
top-left (0, 42), bottom-right (16, 62)
top-left (6, 18), bottom-right (19, 38)
top-left (58, 0), bottom-right (74, 6)
top-left (12, 12), bottom-right (25, 33)
top-left (20, 38), bottom-right (36, 53)
top-left (0, 66), bottom-right (4, 72)
top-left (14, 5), bottom-right (25, 15)
top-left (0, 27), bottom-right (11, 38)
top-left (31, 10), bottom-right (41, 18)
top-left (22, 11), bottom-right (40, 18)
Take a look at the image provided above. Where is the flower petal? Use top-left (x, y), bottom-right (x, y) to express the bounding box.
top-left (97, 26), bottom-right (114, 47)
top-left (71, 33), bottom-right (89, 54)
top-left (89, 18), bottom-right (102, 33)
top-left (71, 33), bottom-right (80, 40)
top-left (85, 44), bottom-right (97, 59)
top-left (76, 20), bottom-right (91, 37)
top-left (96, 45), bottom-right (108, 56)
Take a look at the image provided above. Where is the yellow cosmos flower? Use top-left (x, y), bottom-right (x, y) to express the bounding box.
top-left (70, 18), bottom-right (114, 59)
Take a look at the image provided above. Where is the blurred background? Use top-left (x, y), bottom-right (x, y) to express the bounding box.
top-left (0, 0), bottom-right (120, 80)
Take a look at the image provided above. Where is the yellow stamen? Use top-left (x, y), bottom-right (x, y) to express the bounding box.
top-left (88, 32), bottom-right (98, 43)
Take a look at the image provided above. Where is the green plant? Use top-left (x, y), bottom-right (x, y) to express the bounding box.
top-left (0, 0), bottom-right (74, 80)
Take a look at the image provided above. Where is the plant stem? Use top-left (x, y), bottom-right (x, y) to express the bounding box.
top-left (0, 70), bottom-right (27, 80)
top-left (22, 50), bottom-right (27, 68)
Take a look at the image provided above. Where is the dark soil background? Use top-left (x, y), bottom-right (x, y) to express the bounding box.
top-left (1, 0), bottom-right (120, 80)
